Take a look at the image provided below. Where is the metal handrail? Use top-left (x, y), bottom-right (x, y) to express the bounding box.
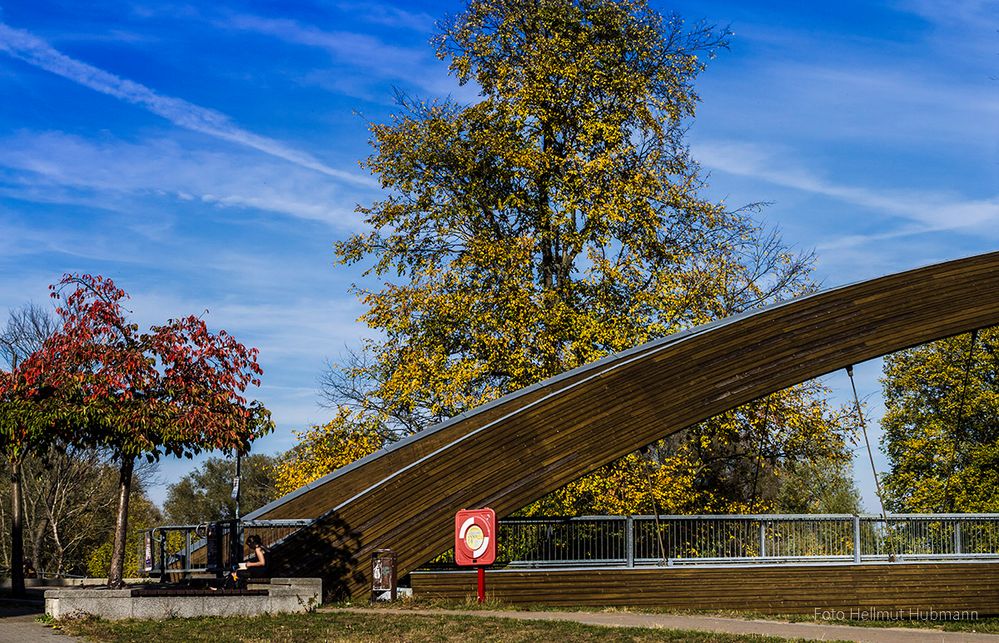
top-left (491, 513), bottom-right (999, 569)
top-left (505, 513), bottom-right (999, 521)
top-left (143, 513), bottom-right (999, 577)
top-left (140, 519), bottom-right (313, 578)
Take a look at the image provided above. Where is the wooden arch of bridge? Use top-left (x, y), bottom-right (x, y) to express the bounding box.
top-left (249, 251), bottom-right (999, 599)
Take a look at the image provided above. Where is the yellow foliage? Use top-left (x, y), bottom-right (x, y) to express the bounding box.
top-left (282, 0), bottom-right (854, 513)
top-left (881, 328), bottom-right (999, 512)
top-left (333, 1), bottom-right (813, 433)
top-left (274, 408), bottom-right (383, 496)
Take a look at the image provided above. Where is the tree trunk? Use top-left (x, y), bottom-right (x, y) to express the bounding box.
top-left (107, 456), bottom-right (134, 588)
top-left (48, 514), bottom-right (64, 578)
top-left (30, 518), bottom-right (47, 578)
top-left (9, 457), bottom-right (25, 596)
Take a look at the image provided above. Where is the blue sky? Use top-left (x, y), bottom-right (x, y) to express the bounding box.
top-left (1, 0), bottom-right (996, 511)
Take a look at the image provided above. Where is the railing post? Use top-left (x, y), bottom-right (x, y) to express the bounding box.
top-left (954, 521), bottom-right (963, 555)
top-left (158, 529), bottom-right (167, 580)
top-left (625, 516), bottom-right (634, 568)
top-left (853, 515), bottom-right (861, 564)
top-left (228, 519), bottom-right (241, 570)
top-left (759, 520), bottom-right (766, 558)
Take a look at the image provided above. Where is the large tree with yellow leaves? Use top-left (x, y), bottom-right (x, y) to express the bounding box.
top-left (881, 328), bottom-right (999, 513)
top-left (281, 0), bottom-right (855, 513)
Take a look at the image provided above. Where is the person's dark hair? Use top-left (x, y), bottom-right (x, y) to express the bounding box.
top-left (246, 534), bottom-right (264, 548)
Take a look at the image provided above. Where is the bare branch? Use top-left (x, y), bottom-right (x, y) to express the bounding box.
top-left (0, 302), bottom-right (59, 369)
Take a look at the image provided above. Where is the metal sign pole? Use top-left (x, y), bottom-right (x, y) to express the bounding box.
top-left (456, 508), bottom-right (496, 605)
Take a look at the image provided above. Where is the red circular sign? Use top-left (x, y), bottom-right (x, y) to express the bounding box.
top-left (454, 508), bottom-right (496, 566)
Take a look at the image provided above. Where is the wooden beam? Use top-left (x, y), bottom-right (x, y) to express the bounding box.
top-left (412, 563), bottom-right (999, 614)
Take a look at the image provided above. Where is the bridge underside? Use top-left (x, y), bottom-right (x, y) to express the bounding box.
top-left (249, 251), bottom-right (999, 600)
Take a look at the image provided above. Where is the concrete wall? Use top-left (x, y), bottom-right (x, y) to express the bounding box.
top-left (45, 578), bottom-right (322, 621)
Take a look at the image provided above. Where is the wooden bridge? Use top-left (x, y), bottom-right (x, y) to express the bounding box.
top-left (245, 251), bottom-right (999, 602)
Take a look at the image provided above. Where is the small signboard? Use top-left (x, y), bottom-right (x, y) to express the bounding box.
top-left (454, 508), bottom-right (496, 566)
top-left (371, 549), bottom-right (397, 601)
top-left (143, 531), bottom-right (153, 573)
top-left (371, 550), bottom-right (395, 591)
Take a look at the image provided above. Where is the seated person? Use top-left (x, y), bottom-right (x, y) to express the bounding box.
top-left (237, 534), bottom-right (269, 586)
top-left (220, 534), bottom-right (269, 590)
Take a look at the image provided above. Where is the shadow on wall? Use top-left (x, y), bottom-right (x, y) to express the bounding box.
top-left (268, 511), bottom-right (365, 602)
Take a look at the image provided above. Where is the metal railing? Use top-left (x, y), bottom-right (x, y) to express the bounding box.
top-left (140, 519), bottom-right (311, 578)
top-left (143, 513), bottom-right (999, 577)
top-left (494, 514), bottom-right (999, 568)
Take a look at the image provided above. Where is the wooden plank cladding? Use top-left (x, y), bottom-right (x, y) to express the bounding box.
top-left (411, 563), bottom-right (999, 615)
top-left (258, 251), bottom-right (999, 600)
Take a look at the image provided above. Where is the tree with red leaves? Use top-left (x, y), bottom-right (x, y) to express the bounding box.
top-left (19, 274), bottom-right (272, 587)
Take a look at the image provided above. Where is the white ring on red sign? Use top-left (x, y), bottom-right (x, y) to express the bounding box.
top-left (458, 515), bottom-right (491, 559)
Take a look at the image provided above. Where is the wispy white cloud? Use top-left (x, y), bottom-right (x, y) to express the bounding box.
top-left (694, 140), bottom-right (999, 243)
top-left (0, 267), bottom-right (66, 318)
top-left (0, 213), bottom-right (127, 263)
top-left (0, 21), bottom-right (374, 187)
top-left (698, 60), bottom-right (998, 156)
top-left (125, 287), bottom-right (367, 361)
top-left (333, 1), bottom-right (435, 32)
top-left (895, 0), bottom-right (999, 31)
top-left (893, 0), bottom-right (999, 66)
top-left (1, 207), bottom-right (369, 404)
top-left (220, 13), bottom-right (477, 102)
top-left (0, 130), bottom-right (367, 228)
top-left (796, 62), bottom-right (997, 109)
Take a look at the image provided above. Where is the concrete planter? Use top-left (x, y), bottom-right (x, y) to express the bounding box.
top-left (45, 578), bottom-right (322, 620)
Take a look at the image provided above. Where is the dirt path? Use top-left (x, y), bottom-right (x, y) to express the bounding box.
top-left (343, 607), bottom-right (999, 642)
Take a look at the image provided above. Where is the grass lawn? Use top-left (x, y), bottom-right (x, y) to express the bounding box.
top-left (52, 610), bottom-right (822, 642)
top-left (46, 595), bottom-right (999, 641)
top-left (360, 597), bottom-right (999, 635)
